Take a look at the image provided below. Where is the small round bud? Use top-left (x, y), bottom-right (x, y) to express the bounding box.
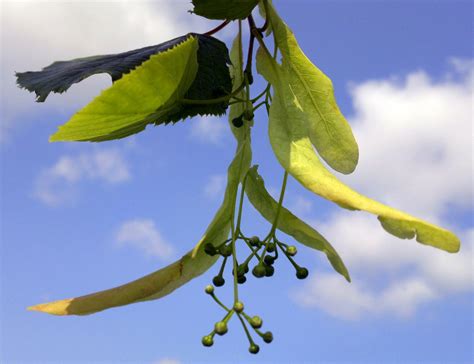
top-left (264, 255), bottom-right (275, 265)
top-left (249, 316), bottom-right (263, 329)
top-left (296, 267), bottom-right (309, 280)
top-left (232, 116), bottom-right (244, 128)
top-left (204, 243), bottom-right (216, 256)
top-left (204, 285), bottom-right (214, 294)
top-left (237, 275), bottom-right (247, 284)
top-left (249, 236), bottom-right (260, 247)
top-left (286, 245), bottom-right (297, 256)
top-left (233, 301), bottom-right (244, 313)
top-left (262, 331), bottom-right (273, 344)
top-left (266, 243), bottom-right (275, 253)
top-left (212, 276), bottom-right (225, 287)
top-left (219, 244), bottom-right (232, 257)
top-left (252, 264), bottom-right (266, 278)
top-left (202, 335), bottom-right (214, 347)
top-left (214, 321), bottom-right (228, 335)
top-left (264, 264), bottom-right (275, 277)
top-left (249, 344), bottom-right (260, 354)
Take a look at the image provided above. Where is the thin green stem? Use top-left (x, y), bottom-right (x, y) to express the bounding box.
top-left (237, 313), bottom-right (256, 345)
top-left (210, 293), bottom-right (231, 312)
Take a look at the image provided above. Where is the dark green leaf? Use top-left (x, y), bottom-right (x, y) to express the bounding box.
top-left (192, 0), bottom-right (259, 20)
top-left (16, 33), bottom-right (232, 123)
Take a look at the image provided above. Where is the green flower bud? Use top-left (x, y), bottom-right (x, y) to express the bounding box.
top-left (264, 255), bottom-right (275, 265)
top-left (249, 344), bottom-right (260, 354)
top-left (219, 244), bottom-right (232, 257)
top-left (266, 243), bottom-right (275, 253)
top-left (262, 331), bottom-right (273, 344)
top-left (252, 264), bottom-right (266, 278)
top-left (249, 316), bottom-right (263, 329)
top-left (231, 115), bottom-right (244, 128)
top-left (201, 335), bottom-right (214, 347)
top-left (233, 301), bottom-right (244, 313)
top-left (214, 321), bottom-right (228, 336)
top-left (212, 276), bottom-right (225, 287)
top-left (237, 275), bottom-right (247, 284)
top-left (204, 243), bottom-right (216, 256)
top-left (204, 285), bottom-right (214, 294)
top-left (264, 264), bottom-right (275, 277)
top-left (296, 267), bottom-right (309, 280)
top-left (249, 236), bottom-right (260, 247)
top-left (286, 245), bottom-right (297, 256)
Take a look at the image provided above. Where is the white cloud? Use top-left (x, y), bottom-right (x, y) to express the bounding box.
top-left (292, 59), bottom-right (474, 320)
top-left (34, 148), bottom-right (130, 206)
top-left (204, 174), bottom-right (226, 200)
top-left (288, 196), bottom-right (313, 217)
top-left (115, 219), bottom-right (174, 260)
top-left (1, 0), bottom-right (213, 141)
top-left (153, 359), bottom-right (181, 364)
top-left (189, 116), bottom-right (229, 145)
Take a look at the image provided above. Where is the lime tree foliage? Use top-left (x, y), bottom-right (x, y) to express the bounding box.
top-left (16, 0), bottom-right (460, 354)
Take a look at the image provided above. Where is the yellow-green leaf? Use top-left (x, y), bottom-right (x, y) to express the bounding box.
top-left (245, 166), bottom-right (350, 281)
top-left (50, 36), bottom-right (199, 142)
top-left (256, 46), bottom-right (460, 254)
top-left (266, 2), bottom-right (359, 175)
top-left (28, 247), bottom-right (221, 316)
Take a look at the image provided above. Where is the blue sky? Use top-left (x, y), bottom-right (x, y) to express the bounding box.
top-left (1, 0), bottom-right (473, 363)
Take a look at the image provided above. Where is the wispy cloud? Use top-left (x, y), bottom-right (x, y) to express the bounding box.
top-left (189, 116), bottom-right (229, 145)
top-left (115, 219), bottom-right (174, 261)
top-left (34, 148), bottom-right (130, 206)
top-left (292, 59), bottom-right (474, 320)
top-left (204, 174), bottom-right (226, 200)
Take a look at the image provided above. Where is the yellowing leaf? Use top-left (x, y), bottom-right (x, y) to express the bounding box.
top-left (256, 47), bottom-right (460, 254)
top-left (49, 36), bottom-right (199, 142)
top-left (245, 166), bottom-right (350, 281)
top-left (28, 248), bottom-right (220, 316)
top-left (266, 2), bottom-right (359, 174)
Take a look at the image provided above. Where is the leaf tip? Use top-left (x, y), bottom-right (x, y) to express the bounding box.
top-left (27, 299), bottom-right (73, 316)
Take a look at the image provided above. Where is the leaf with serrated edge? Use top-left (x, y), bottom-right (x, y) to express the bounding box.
top-left (245, 166), bottom-right (350, 281)
top-left (49, 36), bottom-right (199, 142)
top-left (256, 46), bottom-right (460, 253)
top-left (267, 2), bottom-right (358, 174)
top-left (192, 0), bottom-right (259, 20)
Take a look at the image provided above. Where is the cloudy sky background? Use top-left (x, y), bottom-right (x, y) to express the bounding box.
top-left (1, 0), bottom-right (472, 363)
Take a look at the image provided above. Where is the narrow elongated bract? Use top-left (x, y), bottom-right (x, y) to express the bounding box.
top-left (265, 2), bottom-right (359, 174)
top-left (256, 46), bottom-right (460, 253)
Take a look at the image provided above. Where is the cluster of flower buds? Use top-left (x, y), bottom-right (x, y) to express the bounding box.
top-left (202, 233), bottom-right (309, 353)
top-left (202, 285), bottom-right (273, 354)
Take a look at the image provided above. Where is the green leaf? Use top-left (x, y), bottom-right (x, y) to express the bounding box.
top-left (245, 166), bottom-right (350, 282)
top-left (49, 36), bottom-right (199, 142)
top-left (28, 246), bottom-right (222, 316)
top-left (192, 0), bottom-right (259, 20)
top-left (266, 2), bottom-right (359, 175)
top-left (256, 46), bottom-right (460, 253)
